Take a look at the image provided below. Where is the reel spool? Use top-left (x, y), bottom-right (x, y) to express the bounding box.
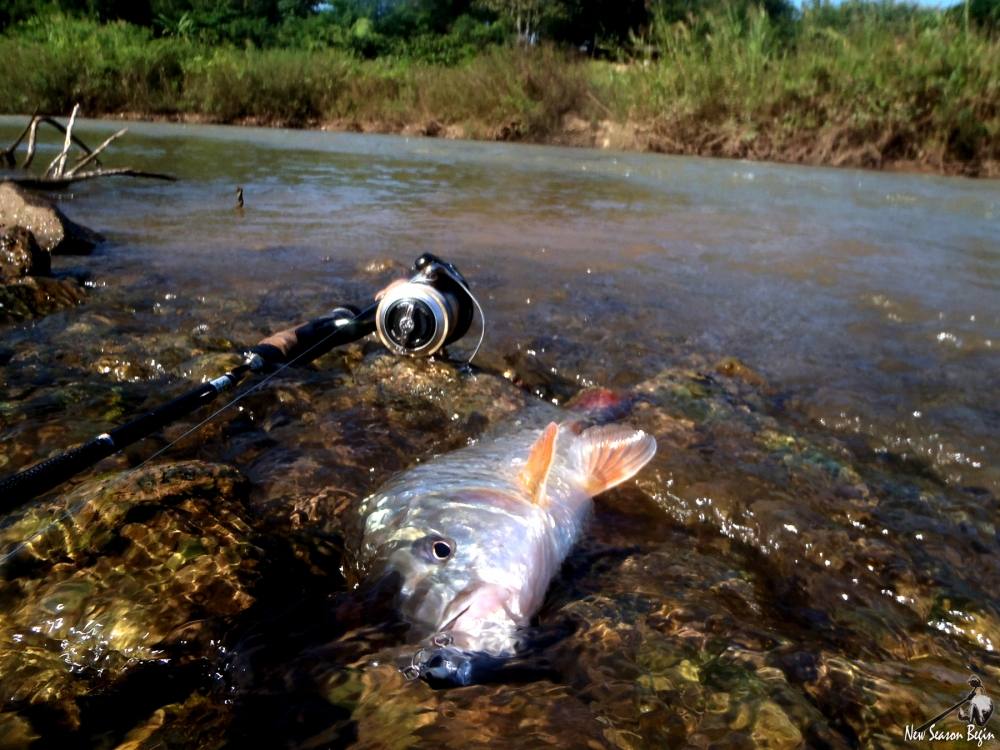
top-left (375, 254), bottom-right (477, 358)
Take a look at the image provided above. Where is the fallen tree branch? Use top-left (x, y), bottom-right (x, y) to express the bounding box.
top-left (2, 106), bottom-right (175, 187)
top-left (66, 127), bottom-right (127, 177)
top-left (8, 169), bottom-right (177, 190)
top-left (21, 115), bottom-right (99, 170)
top-left (0, 112), bottom-right (36, 168)
top-left (22, 116), bottom-right (41, 169)
top-left (45, 104), bottom-right (80, 179)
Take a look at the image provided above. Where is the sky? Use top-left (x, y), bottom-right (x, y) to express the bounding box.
top-left (793, 0), bottom-right (953, 6)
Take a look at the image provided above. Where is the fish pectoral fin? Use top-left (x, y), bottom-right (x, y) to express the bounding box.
top-left (519, 422), bottom-right (559, 505)
top-left (574, 424), bottom-right (657, 496)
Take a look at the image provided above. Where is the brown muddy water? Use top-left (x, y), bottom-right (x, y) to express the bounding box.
top-left (0, 118), bottom-right (998, 749)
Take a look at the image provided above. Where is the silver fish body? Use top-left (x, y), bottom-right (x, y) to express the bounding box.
top-left (356, 418), bottom-right (656, 656)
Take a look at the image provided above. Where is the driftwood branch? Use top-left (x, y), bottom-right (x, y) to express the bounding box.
top-left (1, 106), bottom-right (176, 188)
top-left (0, 112), bottom-right (36, 168)
top-left (7, 167), bottom-right (177, 190)
top-left (23, 115), bottom-right (99, 170)
top-left (22, 116), bottom-right (41, 169)
top-left (66, 128), bottom-right (127, 177)
top-left (45, 104), bottom-right (80, 179)
top-left (3, 112), bottom-right (99, 171)
top-left (8, 169), bottom-right (177, 190)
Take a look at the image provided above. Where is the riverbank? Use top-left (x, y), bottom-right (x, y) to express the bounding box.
top-left (97, 108), bottom-right (998, 178)
top-left (2, 13), bottom-right (998, 177)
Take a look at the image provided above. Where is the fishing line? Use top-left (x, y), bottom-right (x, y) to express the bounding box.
top-left (454, 274), bottom-right (486, 366)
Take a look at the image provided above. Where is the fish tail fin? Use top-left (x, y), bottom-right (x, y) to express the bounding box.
top-left (573, 424), bottom-right (657, 496)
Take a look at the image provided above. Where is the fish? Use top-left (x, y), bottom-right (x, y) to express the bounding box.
top-left (355, 417), bottom-right (657, 672)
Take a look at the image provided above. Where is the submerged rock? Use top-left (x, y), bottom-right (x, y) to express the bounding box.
top-left (0, 327), bottom-right (996, 748)
top-left (0, 461), bottom-right (261, 731)
top-left (0, 712), bottom-right (38, 750)
top-left (114, 692), bottom-right (231, 750)
top-left (0, 182), bottom-right (104, 255)
top-left (289, 356), bottom-right (998, 748)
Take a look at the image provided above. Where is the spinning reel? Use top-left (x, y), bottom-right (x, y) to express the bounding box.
top-left (375, 254), bottom-right (479, 358)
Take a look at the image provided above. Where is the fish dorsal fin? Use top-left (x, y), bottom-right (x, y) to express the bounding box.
top-left (573, 424), bottom-right (657, 496)
top-left (519, 422), bottom-right (559, 505)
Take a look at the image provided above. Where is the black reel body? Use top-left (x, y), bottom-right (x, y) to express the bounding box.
top-left (375, 253), bottom-right (475, 357)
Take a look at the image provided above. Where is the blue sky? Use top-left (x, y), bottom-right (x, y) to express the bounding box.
top-left (792, 0), bottom-right (952, 6)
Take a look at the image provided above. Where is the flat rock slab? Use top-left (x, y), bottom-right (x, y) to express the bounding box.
top-left (0, 181), bottom-right (103, 255)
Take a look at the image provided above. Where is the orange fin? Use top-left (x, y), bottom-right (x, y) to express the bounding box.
top-left (519, 422), bottom-right (559, 505)
top-left (573, 424), bottom-right (656, 496)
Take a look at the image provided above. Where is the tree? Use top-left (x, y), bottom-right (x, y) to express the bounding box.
top-left (546, 0), bottom-right (649, 50)
top-left (476, 0), bottom-right (550, 40)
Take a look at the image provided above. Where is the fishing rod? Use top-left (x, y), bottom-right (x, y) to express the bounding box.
top-left (0, 253), bottom-right (483, 511)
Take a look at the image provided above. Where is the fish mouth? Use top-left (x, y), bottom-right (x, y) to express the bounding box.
top-left (437, 584), bottom-right (520, 656)
top-left (440, 603), bottom-right (473, 633)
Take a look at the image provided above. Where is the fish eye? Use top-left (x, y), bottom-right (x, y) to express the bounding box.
top-left (414, 535), bottom-right (455, 563)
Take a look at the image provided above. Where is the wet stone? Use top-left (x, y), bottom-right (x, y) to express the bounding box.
top-left (750, 702), bottom-right (803, 749)
top-left (618, 364), bottom-right (1000, 747)
top-left (319, 664), bottom-right (612, 749)
top-left (0, 220), bottom-right (85, 325)
top-left (0, 226), bottom-right (49, 282)
top-left (0, 182), bottom-right (104, 255)
top-left (0, 712), bottom-right (38, 750)
top-left (715, 357), bottom-right (768, 389)
top-left (1, 318), bottom-right (998, 749)
top-left (114, 692), bottom-right (231, 750)
top-left (200, 357), bottom-right (1000, 749)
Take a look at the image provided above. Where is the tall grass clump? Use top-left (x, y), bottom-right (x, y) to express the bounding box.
top-left (182, 48), bottom-right (363, 124)
top-left (410, 46), bottom-right (591, 138)
top-left (0, 15), bottom-right (189, 114)
top-left (607, 1), bottom-right (1000, 168)
top-left (0, 14), bottom-right (590, 134)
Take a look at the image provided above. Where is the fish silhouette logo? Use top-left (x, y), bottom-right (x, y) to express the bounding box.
top-left (905, 675), bottom-right (995, 744)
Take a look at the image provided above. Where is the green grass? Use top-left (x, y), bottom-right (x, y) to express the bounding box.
top-left (605, 3), bottom-right (1000, 168)
top-left (0, 10), bottom-right (997, 174)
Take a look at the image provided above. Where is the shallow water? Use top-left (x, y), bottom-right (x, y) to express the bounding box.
top-left (0, 118), bottom-right (998, 748)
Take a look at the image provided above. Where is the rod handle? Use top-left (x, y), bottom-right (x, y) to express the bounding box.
top-left (0, 436), bottom-right (116, 508)
top-left (252, 304), bottom-right (376, 366)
